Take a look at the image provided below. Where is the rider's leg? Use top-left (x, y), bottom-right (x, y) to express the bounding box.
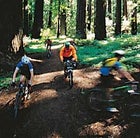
top-left (19, 75), bottom-right (26, 88)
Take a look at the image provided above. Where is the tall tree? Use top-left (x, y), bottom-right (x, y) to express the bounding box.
top-left (115, 0), bottom-right (121, 35)
top-left (94, 0), bottom-right (106, 40)
top-left (47, 0), bottom-right (53, 28)
top-left (131, 7), bottom-right (137, 35)
top-left (87, 0), bottom-right (92, 31)
top-left (60, 9), bottom-right (66, 35)
top-left (76, 0), bottom-right (86, 39)
top-left (108, 0), bottom-right (112, 19)
top-left (31, 0), bottom-right (44, 38)
top-left (123, 0), bottom-right (127, 19)
top-left (0, 0), bottom-right (23, 55)
top-left (57, 0), bottom-right (60, 38)
top-left (23, 0), bottom-right (29, 36)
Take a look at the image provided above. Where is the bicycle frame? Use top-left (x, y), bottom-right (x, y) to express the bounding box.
top-left (84, 81), bottom-right (140, 117)
top-left (14, 82), bottom-right (29, 119)
top-left (64, 60), bottom-right (74, 88)
top-left (46, 48), bottom-right (52, 58)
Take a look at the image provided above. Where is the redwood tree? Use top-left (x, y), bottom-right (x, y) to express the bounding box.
top-left (31, 0), bottom-right (44, 38)
top-left (115, 0), bottom-right (121, 35)
top-left (0, 0), bottom-right (23, 55)
top-left (94, 0), bottom-right (106, 40)
top-left (76, 0), bottom-right (86, 39)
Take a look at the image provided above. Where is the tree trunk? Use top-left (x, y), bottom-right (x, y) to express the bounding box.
top-left (108, 0), bottom-right (111, 19)
top-left (115, 0), bottom-right (121, 36)
top-left (0, 0), bottom-right (23, 55)
top-left (23, 0), bottom-right (29, 36)
top-left (76, 0), bottom-right (86, 39)
top-left (32, 0), bottom-right (44, 39)
top-left (123, 0), bottom-right (127, 19)
top-left (131, 7), bottom-right (137, 35)
top-left (87, 0), bottom-right (92, 31)
top-left (57, 0), bottom-right (60, 38)
top-left (60, 9), bottom-right (66, 36)
top-left (47, 0), bottom-right (53, 28)
top-left (94, 0), bottom-right (106, 40)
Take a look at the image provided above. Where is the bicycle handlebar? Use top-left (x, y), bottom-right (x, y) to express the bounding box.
top-left (125, 81), bottom-right (139, 85)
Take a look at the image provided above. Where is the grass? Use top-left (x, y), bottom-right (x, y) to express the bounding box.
top-left (77, 34), bottom-right (140, 70)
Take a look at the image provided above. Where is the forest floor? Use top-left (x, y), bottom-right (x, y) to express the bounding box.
top-left (0, 45), bottom-right (140, 138)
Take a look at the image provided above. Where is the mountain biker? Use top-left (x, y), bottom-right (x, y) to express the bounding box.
top-left (100, 50), bottom-right (135, 85)
top-left (59, 42), bottom-right (78, 78)
top-left (99, 50), bottom-right (136, 112)
top-left (11, 55), bottom-right (34, 99)
top-left (59, 42), bottom-right (78, 62)
top-left (45, 38), bottom-right (52, 51)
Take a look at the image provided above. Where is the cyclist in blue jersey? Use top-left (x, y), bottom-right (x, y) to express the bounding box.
top-left (12, 55), bottom-right (34, 99)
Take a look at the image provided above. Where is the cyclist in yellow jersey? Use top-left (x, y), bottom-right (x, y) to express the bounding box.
top-left (100, 50), bottom-right (135, 82)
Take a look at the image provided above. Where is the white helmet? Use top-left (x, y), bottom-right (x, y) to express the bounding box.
top-left (113, 50), bottom-right (125, 56)
top-left (21, 55), bottom-right (30, 64)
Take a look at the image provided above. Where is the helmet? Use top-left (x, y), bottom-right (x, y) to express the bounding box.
top-left (21, 55), bottom-right (30, 64)
top-left (65, 42), bottom-right (70, 48)
top-left (113, 50), bottom-right (125, 56)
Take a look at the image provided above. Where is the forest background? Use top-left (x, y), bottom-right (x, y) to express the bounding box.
top-left (0, 0), bottom-right (140, 89)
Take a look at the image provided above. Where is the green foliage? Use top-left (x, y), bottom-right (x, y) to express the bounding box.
top-left (0, 76), bottom-right (11, 89)
top-left (0, 72), bottom-right (18, 90)
top-left (77, 34), bottom-right (140, 70)
top-left (24, 40), bottom-right (46, 53)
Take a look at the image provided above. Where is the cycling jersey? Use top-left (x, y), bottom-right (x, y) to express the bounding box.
top-left (100, 57), bottom-right (122, 76)
top-left (59, 45), bottom-right (77, 61)
top-left (16, 61), bottom-right (33, 79)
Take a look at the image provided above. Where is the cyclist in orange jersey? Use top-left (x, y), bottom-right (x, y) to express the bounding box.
top-left (59, 42), bottom-right (77, 62)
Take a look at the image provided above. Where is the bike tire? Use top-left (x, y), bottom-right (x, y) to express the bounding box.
top-left (69, 71), bottom-right (73, 88)
top-left (47, 50), bottom-right (51, 58)
top-left (14, 92), bottom-right (22, 119)
top-left (24, 86), bottom-right (29, 101)
top-left (87, 90), bottom-right (105, 112)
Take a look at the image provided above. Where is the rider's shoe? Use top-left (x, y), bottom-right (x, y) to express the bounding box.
top-left (27, 94), bottom-right (31, 100)
top-left (106, 107), bottom-right (119, 113)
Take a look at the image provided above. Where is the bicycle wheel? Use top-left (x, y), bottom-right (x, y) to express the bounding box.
top-left (87, 90), bottom-right (105, 112)
top-left (68, 71), bottom-right (73, 88)
top-left (23, 86), bottom-right (29, 100)
top-left (47, 50), bottom-right (51, 58)
top-left (14, 92), bottom-right (22, 119)
top-left (123, 94), bottom-right (140, 120)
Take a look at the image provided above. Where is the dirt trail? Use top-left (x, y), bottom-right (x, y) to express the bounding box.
top-left (0, 46), bottom-right (140, 138)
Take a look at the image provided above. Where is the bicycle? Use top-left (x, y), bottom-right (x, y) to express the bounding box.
top-left (46, 48), bottom-right (51, 58)
top-left (81, 81), bottom-right (140, 119)
top-left (45, 39), bottom-right (52, 59)
top-left (13, 82), bottom-right (30, 119)
top-left (64, 60), bottom-right (76, 88)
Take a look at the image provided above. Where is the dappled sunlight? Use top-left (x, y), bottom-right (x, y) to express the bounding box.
top-left (84, 57), bottom-right (98, 62)
top-left (73, 67), bottom-right (100, 89)
top-left (33, 70), bottom-right (63, 85)
top-left (31, 89), bottom-right (58, 104)
top-left (29, 44), bottom-right (44, 49)
top-left (0, 92), bottom-right (15, 106)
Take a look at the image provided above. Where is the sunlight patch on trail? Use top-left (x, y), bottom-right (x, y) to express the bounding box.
top-left (33, 70), bottom-right (63, 85)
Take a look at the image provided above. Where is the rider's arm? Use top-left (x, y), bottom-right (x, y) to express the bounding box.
top-left (118, 68), bottom-right (135, 81)
top-left (59, 47), bottom-right (64, 62)
top-left (29, 70), bottom-right (34, 85)
top-left (12, 67), bottom-right (19, 82)
top-left (115, 62), bottom-right (135, 81)
top-left (28, 62), bottom-right (34, 85)
top-left (28, 57), bottom-right (43, 63)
